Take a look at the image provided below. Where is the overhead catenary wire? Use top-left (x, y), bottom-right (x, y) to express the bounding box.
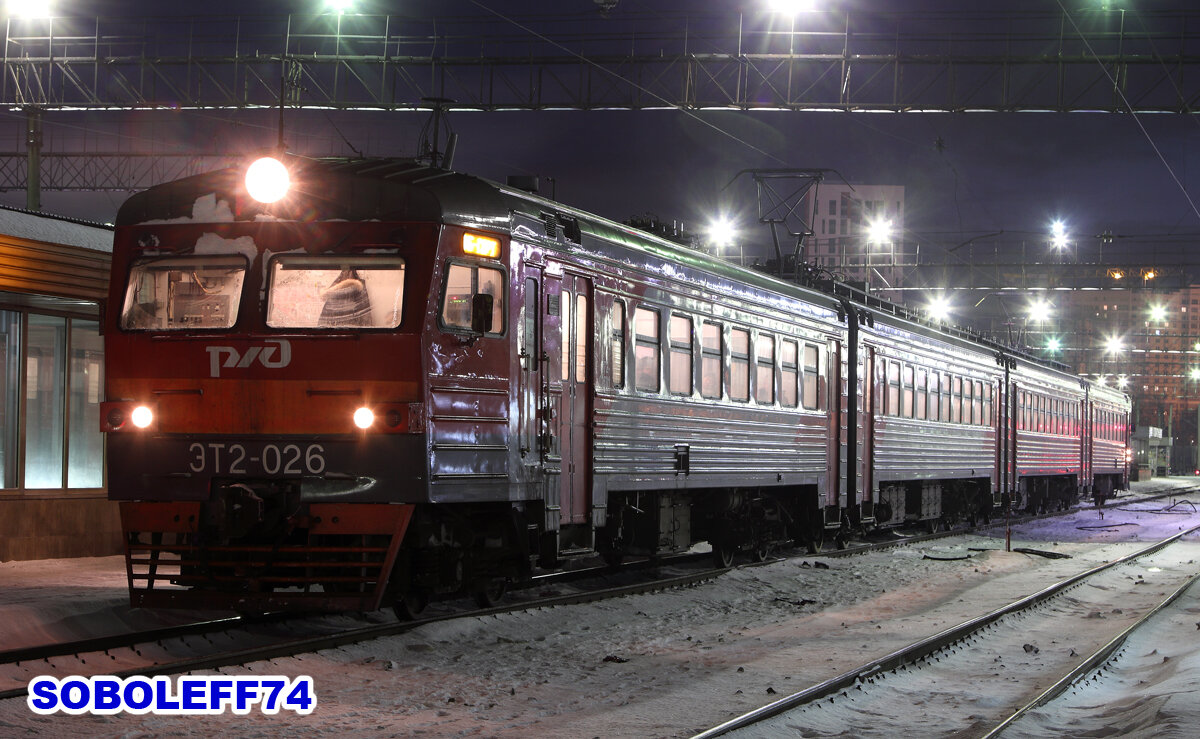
top-left (1057, 0), bottom-right (1200, 226)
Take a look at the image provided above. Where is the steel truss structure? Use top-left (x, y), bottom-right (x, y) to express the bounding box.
top-left (3, 8), bottom-right (1200, 114)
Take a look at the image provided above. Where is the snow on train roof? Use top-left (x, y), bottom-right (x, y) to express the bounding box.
top-left (0, 203), bottom-right (113, 253)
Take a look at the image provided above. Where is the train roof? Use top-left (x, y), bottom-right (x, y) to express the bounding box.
top-left (116, 155), bottom-right (1123, 401)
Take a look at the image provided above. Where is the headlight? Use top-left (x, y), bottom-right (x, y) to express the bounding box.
top-left (131, 405), bottom-right (154, 429)
top-left (353, 407), bottom-right (375, 429)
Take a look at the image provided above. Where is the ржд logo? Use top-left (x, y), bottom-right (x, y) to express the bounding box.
top-left (206, 339), bottom-right (292, 378)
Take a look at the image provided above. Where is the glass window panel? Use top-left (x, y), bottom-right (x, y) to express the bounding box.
top-left (755, 335), bottom-right (774, 404)
top-left (701, 322), bottom-right (721, 400)
top-left (575, 294), bottom-right (588, 383)
top-left (669, 315), bottom-right (692, 395)
top-left (440, 262), bottom-right (503, 333)
top-left (24, 315), bottom-right (66, 489)
top-left (802, 344), bottom-right (819, 410)
top-left (951, 376), bottom-right (962, 424)
top-left (0, 310), bottom-right (20, 488)
top-left (927, 372), bottom-right (940, 422)
top-left (781, 339), bottom-right (798, 408)
top-left (268, 255), bottom-right (405, 329)
top-left (611, 300), bottom-right (625, 388)
top-left (940, 373), bottom-right (952, 422)
top-left (634, 307), bottom-right (660, 392)
top-left (902, 365), bottom-right (914, 418)
top-left (915, 368), bottom-right (927, 421)
top-left (122, 256), bottom-right (246, 330)
top-left (730, 328), bottom-right (750, 402)
top-left (68, 320), bottom-right (104, 488)
top-left (887, 361), bottom-right (900, 417)
top-left (561, 290), bottom-right (572, 382)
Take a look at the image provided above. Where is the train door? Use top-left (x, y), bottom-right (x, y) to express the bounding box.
top-left (552, 272), bottom-right (593, 528)
top-left (1008, 383), bottom-right (1021, 507)
top-left (518, 271), bottom-right (543, 473)
top-left (1083, 396), bottom-right (1094, 493)
top-left (826, 338), bottom-right (841, 511)
top-left (860, 344), bottom-right (877, 520)
top-left (1080, 392), bottom-right (1091, 494)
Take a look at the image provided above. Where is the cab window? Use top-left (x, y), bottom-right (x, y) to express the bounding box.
top-left (267, 255), bottom-right (406, 329)
top-left (120, 256), bottom-right (246, 331)
top-left (440, 262), bottom-right (504, 333)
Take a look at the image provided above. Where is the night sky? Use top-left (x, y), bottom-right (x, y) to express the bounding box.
top-left (2, 0), bottom-right (1198, 265)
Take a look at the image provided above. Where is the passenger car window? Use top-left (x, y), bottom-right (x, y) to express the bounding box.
top-left (634, 307), bottom-right (660, 392)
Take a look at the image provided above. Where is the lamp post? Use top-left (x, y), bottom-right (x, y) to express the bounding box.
top-left (865, 217), bottom-right (895, 296)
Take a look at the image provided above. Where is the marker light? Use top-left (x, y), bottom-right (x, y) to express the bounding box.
top-left (353, 407), bottom-right (375, 429)
top-left (245, 157), bottom-right (291, 203)
top-left (131, 406), bottom-right (154, 429)
top-left (463, 233), bottom-right (501, 258)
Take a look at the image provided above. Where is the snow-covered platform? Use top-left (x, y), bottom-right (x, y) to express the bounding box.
top-left (1, 476), bottom-right (1196, 653)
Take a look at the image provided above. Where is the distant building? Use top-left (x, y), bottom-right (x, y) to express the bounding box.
top-left (805, 183), bottom-right (913, 299)
top-left (977, 284), bottom-right (1200, 474)
top-left (0, 206), bottom-right (118, 560)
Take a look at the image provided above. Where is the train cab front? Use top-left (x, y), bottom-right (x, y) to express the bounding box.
top-left (102, 156), bottom-right (439, 613)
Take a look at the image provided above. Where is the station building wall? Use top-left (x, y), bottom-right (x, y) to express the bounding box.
top-left (0, 207), bottom-right (118, 561)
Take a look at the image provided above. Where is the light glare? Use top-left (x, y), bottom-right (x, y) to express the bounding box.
top-left (767, 0), bottom-right (816, 13)
top-left (245, 157), bottom-right (291, 203)
top-left (353, 407), bottom-right (375, 429)
top-left (1027, 297), bottom-right (1051, 323)
top-left (708, 217), bottom-right (736, 248)
top-left (866, 218), bottom-right (893, 244)
top-left (131, 406), bottom-right (154, 429)
top-left (926, 294), bottom-right (952, 322)
top-left (7, 0), bottom-right (52, 18)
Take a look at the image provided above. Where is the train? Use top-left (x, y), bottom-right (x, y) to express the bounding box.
top-left (101, 153), bottom-right (1130, 617)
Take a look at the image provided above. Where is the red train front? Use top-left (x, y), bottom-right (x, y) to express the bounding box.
top-left (104, 155), bottom-right (521, 614)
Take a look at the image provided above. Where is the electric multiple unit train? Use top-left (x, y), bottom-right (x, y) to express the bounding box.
top-left (101, 154), bottom-right (1130, 616)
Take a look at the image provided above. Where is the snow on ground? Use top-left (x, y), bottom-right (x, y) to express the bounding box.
top-left (1, 478), bottom-right (1199, 738)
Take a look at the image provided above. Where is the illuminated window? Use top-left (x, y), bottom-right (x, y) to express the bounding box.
top-left (1, 312), bottom-right (103, 491)
top-left (701, 322), bottom-right (722, 400)
top-left (915, 368), bottom-right (927, 421)
top-left (902, 365), bottom-right (914, 418)
top-left (730, 328), bottom-right (750, 402)
top-left (122, 256), bottom-right (246, 331)
top-left (269, 255), bottom-right (407, 330)
top-left (669, 315), bottom-right (693, 395)
top-left (634, 307), bottom-right (660, 393)
top-left (781, 339), bottom-right (799, 408)
top-left (756, 335), bottom-right (775, 404)
top-left (611, 300), bottom-right (626, 389)
top-left (802, 344), bottom-right (820, 410)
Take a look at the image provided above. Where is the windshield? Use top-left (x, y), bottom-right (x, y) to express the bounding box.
top-left (120, 256), bottom-right (247, 331)
top-left (266, 255), bottom-right (406, 329)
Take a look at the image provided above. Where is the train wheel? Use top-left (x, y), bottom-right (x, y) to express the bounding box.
top-left (805, 517), bottom-right (826, 554)
top-left (470, 578), bottom-right (508, 609)
top-left (750, 542), bottom-right (772, 563)
top-left (602, 548), bottom-right (625, 568)
top-left (712, 539), bottom-right (735, 568)
top-left (393, 588), bottom-right (429, 621)
top-left (925, 517), bottom-right (942, 534)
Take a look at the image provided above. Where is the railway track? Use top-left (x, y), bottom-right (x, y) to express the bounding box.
top-left (0, 558), bottom-right (724, 702)
top-left (4, 484), bottom-right (1193, 711)
top-left (691, 522), bottom-right (1200, 738)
